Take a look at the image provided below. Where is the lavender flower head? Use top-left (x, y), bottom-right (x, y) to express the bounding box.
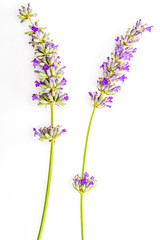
top-left (33, 125), bottom-right (66, 142)
top-left (89, 20), bottom-right (153, 108)
top-left (18, 4), bottom-right (69, 107)
top-left (73, 172), bottom-right (97, 193)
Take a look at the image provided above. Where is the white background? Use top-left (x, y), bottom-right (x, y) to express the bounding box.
top-left (0, 0), bottom-right (160, 239)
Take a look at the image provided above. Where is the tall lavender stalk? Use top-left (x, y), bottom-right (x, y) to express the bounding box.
top-left (72, 20), bottom-right (153, 240)
top-left (18, 4), bottom-right (68, 240)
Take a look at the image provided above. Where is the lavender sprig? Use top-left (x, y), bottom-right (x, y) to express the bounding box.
top-left (77, 20), bottom-right (153, 240)
top-left (18, 4), bottom-right (68, 240)
top-left (88, 20), bottom-right (153, 108)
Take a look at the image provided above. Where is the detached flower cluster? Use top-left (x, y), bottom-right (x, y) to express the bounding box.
top-left (89, 20), bottom-right (153, 108)
top-left (33, 125), bottom-right (66, 142)
top-left (18, 4), bottom-right (68, 141)
top-left (73, 172), bottom-right (97, 193)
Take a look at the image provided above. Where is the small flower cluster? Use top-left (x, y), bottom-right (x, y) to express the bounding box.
top-left (17, 3), bottom-right (37, 23)
top-left (89, 20), bottom-right (153, 108)
top-left (33, 125), bottom-right (66, 142)
top-left (73, 172), bottom-right (97, 193)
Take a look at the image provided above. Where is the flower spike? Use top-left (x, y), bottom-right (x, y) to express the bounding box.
top-left (89, 20), bottom-right (153, 108)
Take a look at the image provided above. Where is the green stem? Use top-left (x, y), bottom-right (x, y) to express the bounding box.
top-left (80, 106), bottom-right (96, 240)
top-left (28, 17), bottom-right (33, 25)
top-left (36, 104), bottom-right (54, 240)
top-left (81, 107), bottom-right (96, 178)
top-left (51, 103), bottom-right (54, 126)
top-left (80, 194), bottom-right (84, 240)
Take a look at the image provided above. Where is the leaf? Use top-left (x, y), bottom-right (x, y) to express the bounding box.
top-left (39, 138), bottom-right (47, 141)
top-left (17, 15), bottom-right (25, 19)
top-left (25, 31), bottom-right (33, 35)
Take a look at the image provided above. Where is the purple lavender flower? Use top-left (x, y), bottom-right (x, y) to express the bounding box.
top-left (107, 96), bottom-right (113, 103)
top-left (80, 179), bottom-right (88, 185)
top-left (88, 92), bottom-right (93, 98)
top-left (84, 172), bottom-right (89, 178)
top-left (115, 36), bottom-right (119, 42)
top-left (32, 58), bottom-right (39, 68)
top-left (43, 64), bottom-right (50, 71)
top-left (122, 63), bottom-right (130, 72)
top-left (132, 48), bottom-right (137, 53)
top-left (33, 128), bottom-right (39, 137)
top-left (145, 26), bottom-right (154, 32)
top-left (89, 181), bottom-right (94, 186)
top-left (61, 129), bottom-right (67, 133)
top-left (111, 86), bottom-right (121, 93)
top-left (35, 81), bottom-right (41, 87)
top-left (101, 78), bottom-right (108, 86)
top-left (117, 74), bottom-right (127, 83)
top-left (61, 78), bottom-right (67, 85)
top-left (63, 96), bottom-right (69, 101)
top-left (31, 25), bottom-right (38, 33)
top-left (32, 94), bottom-right (38, 100)
top-left (116, 45), bottom-right (123, 53)
top-left (100, 62), bottom-right (107, 72)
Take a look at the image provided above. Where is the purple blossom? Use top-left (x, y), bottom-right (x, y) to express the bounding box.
top-left (122, 63), bottom-right (130, 71)
top-left (116, 45), bottom-right (123, 53)
top-left (117, 74), bottom-right (127, 83)
top-left (122, 52), bottom-right (133, 61)
top-left (132, 48), bottom-right (137, 53)
top-left (33, 128), bottom-right (39, 137)
top-left (32, 94), bottom-right (38, 100)
top-left (61, 78), bottom-right (67, 85)
top-left (88, 92), bottom-right (93, 98)
top-left (31, 25), bottom-right (38, 33)
top-left (115, 36), bottom-right (119, 42)
top-left (100, 62), bottom-right (107, 71)
top-left (80, 179), bottom-right (88, 185)
top-left (107, 96), bottom-right (113, 103)
top-left (35, 81), bottom-right (41, 87)
top-left (84, 172), bottom-right (89, 178)
top-left (111, 86), bottom-right (121, 93)
top-left (32, 58), bottom-right (39, 68)
top-left (89, 181), bottom-right (94, 186)
top-left (43, 64), bottom-right (50, 71)
top-left (90, 176), bottom-right (94, 180)
top-left (61, 129), bottom-right (67, 133)
top-left (63, 96), bottom-right (69, 101)
top-left (145, 26), bottom-right (154, 32)
top-left (101, 78), bottom-right (108, 86)
top-left (46, 43), bottom-right (50, 48)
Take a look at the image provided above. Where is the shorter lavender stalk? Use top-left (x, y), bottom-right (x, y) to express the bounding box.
top-left (74, 19), bottom-right (153, 240)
